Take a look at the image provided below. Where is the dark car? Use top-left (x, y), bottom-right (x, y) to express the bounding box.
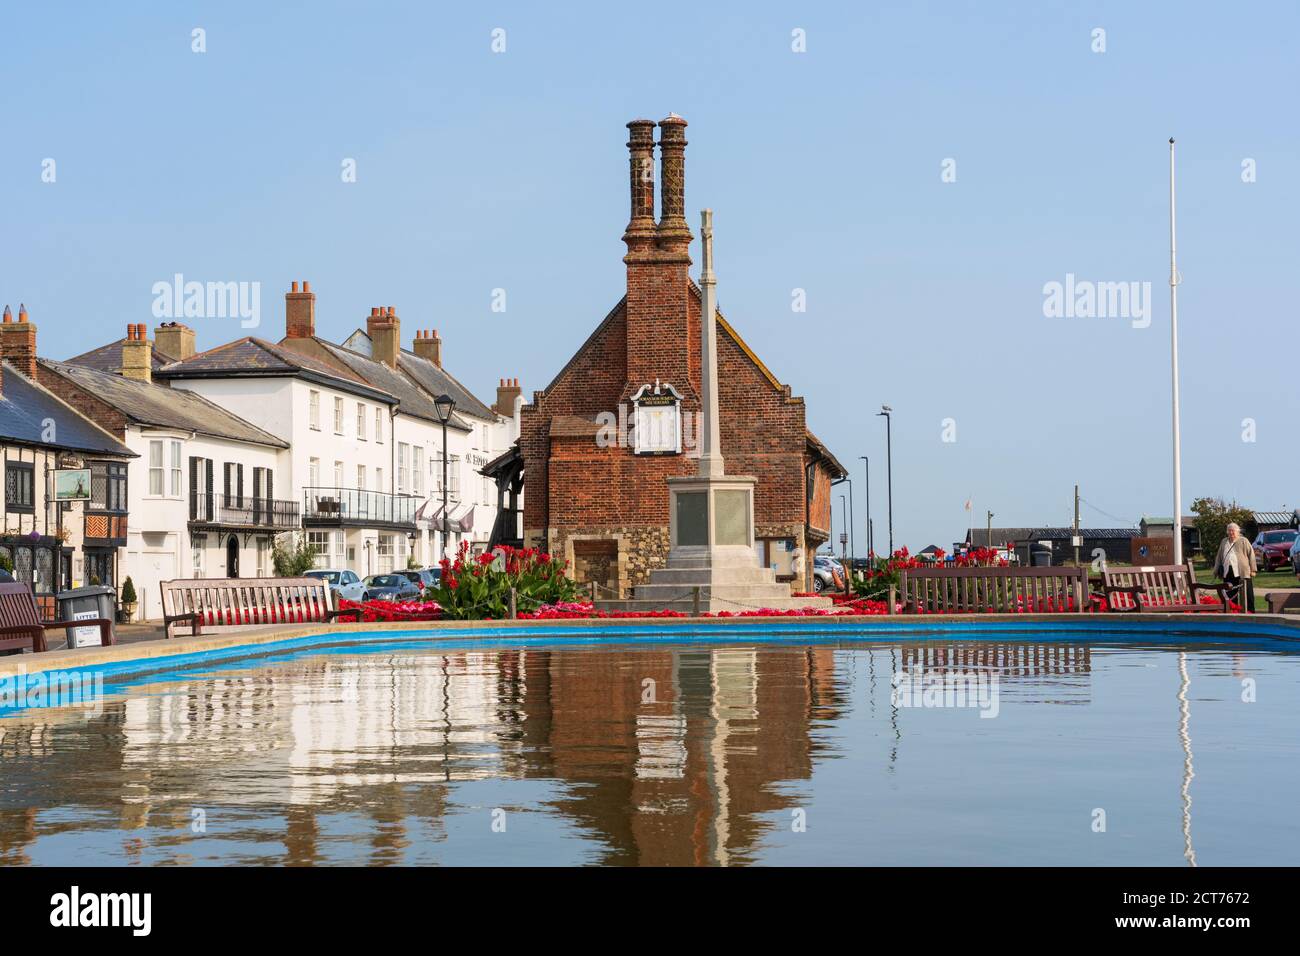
top-left (362, 573), bottom-right (422, 602)
top-left (398, 568), bottom-right (440, 592)
top-left (0, 567), bottom-right (13, 583)
top-left (1253, 530), bottom-right (1297, 572)
top-left (1289, 536), bottom-right (1300, 577)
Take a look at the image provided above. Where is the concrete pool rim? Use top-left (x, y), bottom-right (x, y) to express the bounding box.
top-left (2, 612), bottom-right (1298, 687)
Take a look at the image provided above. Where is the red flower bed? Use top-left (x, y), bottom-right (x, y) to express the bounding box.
top-left (339, 598), bottom-right (442, 622)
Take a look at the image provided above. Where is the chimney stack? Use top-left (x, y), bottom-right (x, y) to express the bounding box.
top-left (285, 280), bottom-right (316, 339)
top-left (0, 302), bottom-right (39, 380)
top-left (494, 377), bottom-right (522, 417)
top-left (121, 323), bottom-right (152, 383)
top-left (621, 115), bottom-right (693, 395)
top-left (413, 328), bottom-right (442, 367)
top-left (367, 305), bottom-right (400, 368)
top-left (154, 321), bottom-right (196, 361)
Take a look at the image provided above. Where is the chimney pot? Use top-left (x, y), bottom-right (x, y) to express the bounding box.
top-left (303, 280), bottom-right (311, 293)
top-left (291, 281), bottom-right (299, 293)
top-left (18, 304), bottom-right (29, 323)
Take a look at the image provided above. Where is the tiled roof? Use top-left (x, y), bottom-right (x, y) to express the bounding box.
top-left (38, 360), bottom-right (288, 448)
top-left (1255, 511), bottom-right (1299, 527)
top-left (309, 338), bottom-right (474, 431)
top-left (341, 329), bottom-right (496, 423)
top-left (0, 363), bottom-right (135, 457)
top-left (154, 337), bottom-right (394, 404)
top-left (65, 338), bottom-right (179, 374)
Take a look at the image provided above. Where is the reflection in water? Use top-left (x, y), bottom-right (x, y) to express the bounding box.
top-left (0, 638), bottom-right (1296, 866)
top-left (1178, 651), bottom-right (1196, 867)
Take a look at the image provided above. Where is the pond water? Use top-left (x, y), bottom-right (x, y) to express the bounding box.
top-left (2, 632), bottom-right (1297, 865)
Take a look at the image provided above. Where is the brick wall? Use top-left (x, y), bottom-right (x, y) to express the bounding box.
top-left (35, 367), bottom-right (131, 439)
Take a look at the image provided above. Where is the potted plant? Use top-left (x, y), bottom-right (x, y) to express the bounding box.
top-left (119, 576), bottom-right (138, 623)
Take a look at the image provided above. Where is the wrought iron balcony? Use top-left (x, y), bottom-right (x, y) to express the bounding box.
top-left (190, 493), bottom-right (300, 530)
top-left (302, 486), bottom-right (418, 530)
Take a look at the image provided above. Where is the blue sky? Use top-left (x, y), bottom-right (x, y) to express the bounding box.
top-left (3, 1), bottom-right (1296, 553)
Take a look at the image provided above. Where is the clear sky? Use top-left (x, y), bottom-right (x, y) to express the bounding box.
top-left (3, 1), bottom-right (1296, 554)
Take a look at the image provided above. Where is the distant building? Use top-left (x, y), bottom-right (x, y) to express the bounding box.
top-left (1138, 515), bottom-right (1199, 556)
top-left (0, 305), bottom-right (136, 615)
top-left (963, 526), bottom-right (1139, 565)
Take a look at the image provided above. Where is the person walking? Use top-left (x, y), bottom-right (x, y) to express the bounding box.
top-left (1214, 523), bottom-right (1257, 612)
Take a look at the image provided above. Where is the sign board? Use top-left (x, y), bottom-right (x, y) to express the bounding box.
top-left (1131, 536), bottom-right (1173, 564)
top-left (69, 609), bottom-right (104, 648)
top-left (631, 381), bottom-right (682, 455)
top-left (53, 468), bottom-right (92, 501)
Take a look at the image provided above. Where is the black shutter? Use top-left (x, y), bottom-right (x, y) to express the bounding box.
top-left (252, 468), bottom-right (262, 525)
top-left (237, 464), bottom-right (244, 508)
top-left (205, 459), bottom-right (214, 521)
top-left (189, 457), bottom-right (199, 521)
top-left (266, 471), bottom-right (274, 525)
top-left (223, 463), bottom-right (232, 500)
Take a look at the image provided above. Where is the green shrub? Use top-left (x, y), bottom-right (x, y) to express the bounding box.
top-left (272, 533), bottom-right (320, 577)
top-left (0, 553), bottom-right (12, 574)
top-left (1191, 497), bottom-right (1256, 562)
top-left (430, 543), bottom-right (580, 620)
top-left (120, 576), bottom-right (137, 604)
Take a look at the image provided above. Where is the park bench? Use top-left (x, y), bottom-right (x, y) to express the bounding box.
top-left (1096, 562), bottom-right (1230, 613)
top-left (898, 565), bottom-right (1088, 614)
top-left (160, 577), bottom-right (362, 639)
top-left (0, 581), bottom-right (114, 653)
top-left (1265, 591), bottom-right (1300, 615)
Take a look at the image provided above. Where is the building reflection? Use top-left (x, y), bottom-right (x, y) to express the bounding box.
top-left (0, 639), bottom-right (1122, 865)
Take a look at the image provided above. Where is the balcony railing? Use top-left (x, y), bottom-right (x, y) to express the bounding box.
top-left (190, 493), bottom-right (300, 530)
top-left (302, 486), bottom-right (418, 529)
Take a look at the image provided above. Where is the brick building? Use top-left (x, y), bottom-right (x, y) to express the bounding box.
top-left (517, 116), bottom-right (845, 594)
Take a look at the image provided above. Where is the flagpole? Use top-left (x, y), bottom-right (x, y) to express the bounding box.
top-left (1169, 138), bottom-right (1184, 566)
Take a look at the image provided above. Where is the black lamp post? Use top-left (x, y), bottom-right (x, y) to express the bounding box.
top-left (877, 405), bottom-right (893, 556)
top-left (859, 455), bottom-right (872, 557)
top-left (434, 393), bottom-right (456, 558)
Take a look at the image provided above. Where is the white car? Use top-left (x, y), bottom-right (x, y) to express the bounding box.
top-left (305, 568), bottom-right (368, 602)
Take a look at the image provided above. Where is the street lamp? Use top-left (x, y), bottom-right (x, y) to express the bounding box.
top-left (434, 393), bottom-right (456, 559)
top-left (877, 405), bottom-right (893, 556)
top-left (859, 455), bottom-right (871, 557)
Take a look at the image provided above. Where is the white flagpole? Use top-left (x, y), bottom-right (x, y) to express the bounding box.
top-left (1169, 138), bottom-right (1184, 566)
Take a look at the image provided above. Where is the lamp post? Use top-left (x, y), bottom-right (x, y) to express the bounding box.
top-left (859, 455), bottom-right (871, 557)
top-left (877, 405), bottom-right (893, 556)
top-left (839, 494), bottom-right (848, 563)
top-left (434, 393), bottom-right (456, 559)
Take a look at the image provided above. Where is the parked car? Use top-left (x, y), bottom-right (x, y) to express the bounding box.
top-left (0, 567), bottom-right (13, 583)
top-left (812, 555), bottom-right (845, 593)
top-left (362, 573), bottom-right (422, 602)
top-left (305, 568), bottom-right (368, 602)
top-left (1253, 529), bottom-right (1297, 571)
top-left (1290, 536), bottom-right (1300, 577)
top-left (398, 567), bottom-right (440, 591)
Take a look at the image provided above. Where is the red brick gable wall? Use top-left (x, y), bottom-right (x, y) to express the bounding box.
top-left (35, 367), bottom-right (130, 440)
top-left (520, 285), bottom-right (809, 537)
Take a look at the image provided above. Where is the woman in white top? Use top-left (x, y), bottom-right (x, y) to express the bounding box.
top-left (1214, 523), bottom-right (1257, 611)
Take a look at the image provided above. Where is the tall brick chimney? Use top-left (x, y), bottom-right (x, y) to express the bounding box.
top-left (494, 377), bottom-right (522, 417)
top-left (121, 323), bottom-right (152, 383)
top-left (154, 321), bottom-right (196, 361)
top-left (0, 303), bottom-right (38, 380)
top-left (367, 306), bottom-right (400, 368)
top-left (285, 280), bottom-right (315, 338)
top-left (622, 116), bottom-right (693, 395)
top-left (413, 328), bottom-right (441, 367)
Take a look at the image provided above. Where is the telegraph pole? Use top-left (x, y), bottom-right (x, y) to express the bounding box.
top-left (1073, 484), bottom-right (1081, 566)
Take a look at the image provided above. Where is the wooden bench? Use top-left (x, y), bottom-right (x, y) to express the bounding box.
top-left (1096, 562), bottom-right (1229, 613)
top-left (0, 582), bottom-right (114, 654)
top-left (899, 566), bottom-right (1088, 614)
top-left (160, 577), bottom-right (362, 639)
top-left (1265, 591), bottom-right (1300, 615)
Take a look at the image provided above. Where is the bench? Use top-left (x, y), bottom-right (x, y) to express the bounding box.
top-left (898, 566), bottom-right (1088, 614)
top-left (0, 582), bottom-right (114, 653)
top-left (160, 577), bottom-right (362, 639)
top-left (1265, 591), bottom-right (1300, 615)
top-left (1096, 562), bottom-right (1230, 613)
